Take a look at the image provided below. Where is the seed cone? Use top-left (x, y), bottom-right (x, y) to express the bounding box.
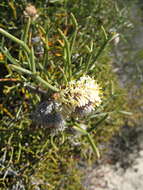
top-left (32, 101), bottom-right (65, 133)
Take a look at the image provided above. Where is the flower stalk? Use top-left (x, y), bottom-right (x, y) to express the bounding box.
top-left (10, 65), bottom-right (59, 92)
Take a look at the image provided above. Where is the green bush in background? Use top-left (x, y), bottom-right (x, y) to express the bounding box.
top-left (0, 0), bottom-right (130, 189)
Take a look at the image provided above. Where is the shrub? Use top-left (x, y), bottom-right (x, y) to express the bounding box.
top-left (0, 0), bottom-right (129, 189)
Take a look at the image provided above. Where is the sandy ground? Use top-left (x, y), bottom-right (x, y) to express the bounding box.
top-left (83, 125), bottom-right (143, 190)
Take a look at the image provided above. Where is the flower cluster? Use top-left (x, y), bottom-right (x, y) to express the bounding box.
top-left (58, 76), bottom-right (102, 117)
top-left (32, 76), bottom-right (102, 133)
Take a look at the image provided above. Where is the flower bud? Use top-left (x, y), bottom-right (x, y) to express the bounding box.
top-left (24, 4), bottom-right (39, 20)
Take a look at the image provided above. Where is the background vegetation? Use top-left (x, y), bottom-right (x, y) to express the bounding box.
top-left (0, 0), bottom-right (132, 189)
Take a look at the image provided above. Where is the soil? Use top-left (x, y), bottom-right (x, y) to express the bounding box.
top-left (83, 124), bottom-right (143, 190)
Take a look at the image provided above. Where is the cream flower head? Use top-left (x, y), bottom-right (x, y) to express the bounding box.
top-left (57, 76), bottom-right (102, 117)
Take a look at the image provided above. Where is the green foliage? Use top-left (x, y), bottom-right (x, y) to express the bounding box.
top-left (0, 0), bottom-right (129, 189)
